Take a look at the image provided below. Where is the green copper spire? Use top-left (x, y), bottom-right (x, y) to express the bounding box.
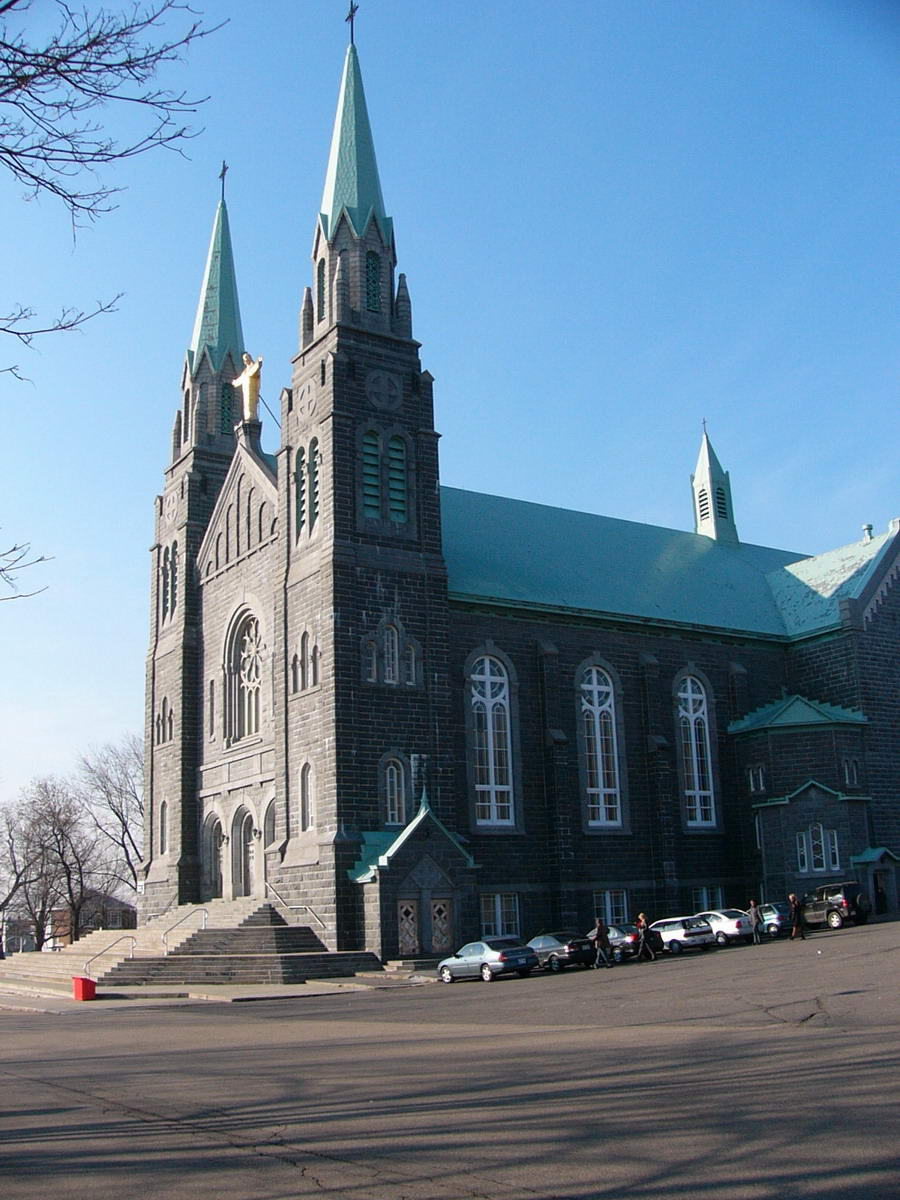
top-left (188, 198), bottom-right (245, 375)
top-left (320, 44), bottom-right (392, 243)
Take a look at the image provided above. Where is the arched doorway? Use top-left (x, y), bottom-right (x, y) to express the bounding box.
top-left (232, 808), bottom-right (256, 898)
top-left (206, 817), bottom-right (224, 899)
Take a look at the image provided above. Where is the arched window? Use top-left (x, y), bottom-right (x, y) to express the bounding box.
top-left (580, 666), bottom-right (621, 825)
top-left (469, 655), bottom-right (514, 825)
top-left (161, 548), bottom-right (170, 620)
top-left (311, 643), bottom-right (320, 686)
top-left (264, 802), bottom-right (276, 849)
top-left (362, 430), bottom-right (381, 518)
top-left (385, 759), bottom-right (405, 824)
top-left (228, 613), bottom-right (263, 742)
top-left (295, 447), bottom-right (306, 538)
top-left (290, 654), bottom-right (300, 694)
top-left (167, 705), bottom-right (174, 742)
top-left (160, 698), bottom-right (169, 743)
top-left (365, 251), bottom-right (381, 312)
top-left (384, 625), bottom-right (399, 684)
top-left (220, 383), bottom-right (233, 433)
top-left (183, 389), bottom-right (192, 443)
top-left (316, 258), bottom-right (326, 322)
top-left (170, 543), bottom-right (178, 614)
top-left (159, 800), bottom-right (168, 855)
top-left (300, 632), bottom-right (309, 690)
top-left (404, 643), bottom-right (417, 686)
top-left (387, 436), bottom-right (407, 523)
top-left (309, 439), bottom-right (319, 530)
top-left (155, 714), bottom-right (163, 745)
top-left (300, 762), bottom-right (314, 831)
top-left (677, 675), bottom-right (716, 825)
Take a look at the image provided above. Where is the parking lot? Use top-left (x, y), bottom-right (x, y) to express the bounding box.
top-left (1, 919), bottom-right (898, 1199)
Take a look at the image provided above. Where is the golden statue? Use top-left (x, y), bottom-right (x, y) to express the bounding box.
top-left (232, 352), bottom-right (263, 422)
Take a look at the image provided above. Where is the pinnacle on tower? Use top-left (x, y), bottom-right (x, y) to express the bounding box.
top-left (319, 43), bottom-right (393, 245)
top-left (691, 430), bottom-right (739, 544)
top-left (187, 197), bottom-right (245, 376)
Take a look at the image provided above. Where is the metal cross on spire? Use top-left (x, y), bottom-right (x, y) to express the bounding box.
top-left (219, 160), bottom-right (229, 202)
top-left (701, 416), bottom-right (708, 436)
top-left (346, 1), bottom-right (359, 45)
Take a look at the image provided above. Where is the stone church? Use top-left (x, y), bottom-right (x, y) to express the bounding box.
top-left (140, 39), bottom-right (900, 957)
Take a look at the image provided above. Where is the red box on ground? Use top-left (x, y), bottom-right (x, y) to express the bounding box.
top-left (72, 976), bottom-right (96, 1001)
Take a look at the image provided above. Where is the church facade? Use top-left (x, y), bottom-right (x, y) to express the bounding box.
top-left (140, 42), bottom-right (900, 956)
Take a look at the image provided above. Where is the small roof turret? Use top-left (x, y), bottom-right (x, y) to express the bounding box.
top-left (187, 197), bottom-right (245, 376)
top-left (691, 429), bottom-right (739, 545)
top-left (319, 43), bottom-right (392, 244)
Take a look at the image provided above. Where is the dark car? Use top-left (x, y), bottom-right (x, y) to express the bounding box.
top-left (801, 882), bottom-right (871, 929)
top-left (437, 937), bottom-right (539, 983)
top-left (527, 931), bottom-right (594, 972)
top-left (599, 923), bottom-right (663, 959)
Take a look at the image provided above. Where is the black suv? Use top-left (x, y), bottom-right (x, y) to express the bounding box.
top-left (801, 882), bottom-right (871, 929)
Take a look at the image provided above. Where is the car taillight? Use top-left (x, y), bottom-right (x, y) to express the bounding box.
top-left (841, 899), bottom-right (849, 908)
top-left (736, 920), bottom-right (744, 928)
top-left (498, 952), bottom-right (509, 962)
top-left (627, 934), bottom-right (637, 943)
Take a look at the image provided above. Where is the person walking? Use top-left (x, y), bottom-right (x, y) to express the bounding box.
top-left (748, 899), bottom-right (762, 945)
top-left (788, 892), bottom-right (805, 941)
top-left (590, 916), bottom-right (614, 968)
top-left (635, 912), bottom-right (656, 962)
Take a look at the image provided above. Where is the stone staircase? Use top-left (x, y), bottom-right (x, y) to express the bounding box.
top-left (0, 898), bottom-right (381, 996)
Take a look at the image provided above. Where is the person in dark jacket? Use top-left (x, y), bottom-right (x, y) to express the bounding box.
top-left (748, 900), bottom-right (762, 945)
top-left (635, 912), bottom-right (656, 962)
top-left (788, 893), bottom-right (805, 941)
top-left (590, 916), bottom-right (614, 968)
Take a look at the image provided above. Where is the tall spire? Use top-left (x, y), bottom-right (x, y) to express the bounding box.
top-left (319, 44), bottom-right (392, 244)
top-left (188, 196), bottom-right (245, 376)
top-left (691, 430), bottom-right (739, 544)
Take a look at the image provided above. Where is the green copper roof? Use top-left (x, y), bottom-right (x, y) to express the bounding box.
top-left (728, 694), bottom-right (868, 735)
top-left (320, 44), bottom-right (392, 243)
top-left (348, 793), bottom-right (475, 883)
top-left (439, 488), bottom-right (900, 640)
top-left (188, 199), bottom-right (244, 375)
top-left (850, 846), bottom-right (899, 865)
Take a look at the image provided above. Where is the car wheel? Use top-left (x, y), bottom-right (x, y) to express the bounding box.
top-left (827, 911), bottom-right (844, 929)
top-left (767, 923), bottom-right (780, 938)
top-left (439, 966), bottom-right (454, 984)
top-left (715, 932), bottom-right (728, 946)
top-left (668, 940), bottom-right (682, 955)
top-left (516, 969), bottom-right (531, 978)
top-left (480, 963), bottom-right (494, 982)
top-left (548, 955), bottom-right (563, 973)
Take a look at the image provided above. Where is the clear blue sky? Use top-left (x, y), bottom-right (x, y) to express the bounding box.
top-left (2, 0), bottom-right (898, 800)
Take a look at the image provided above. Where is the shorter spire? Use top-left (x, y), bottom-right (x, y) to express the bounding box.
top-left (188, 195), bottom-right (245, 376)
top-left (691, 429), bottom-right (739, 544)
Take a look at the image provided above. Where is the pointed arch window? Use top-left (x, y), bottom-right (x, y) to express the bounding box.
top-left (227, 613), bottom-right (263, 742)
top-left (169, 542), bottom-right (178, 614)
top-left (385, 759), bottom-right (406, 825)
top-left (300, 632), bottom-right (309, 691)
top-left (580, 666), bottom-right (622, 826)
top-left (469, 655), bottom-right (514, 825)
top-left (316, 258), bottom-right (326, 323)
top-left (300, 762), bottom-right (314, 831)
top-left (220, 383), bottom-right (233, 433)
top-left (384, 625), bottom-right (399, 684)
top-left (161, 548), bottom-right (170, 620)
top-left (362, 430), bottom-right (381, 518)
top-left (308, 438), bottom-right (320, 530)
top-left (366, 251), bottom-right (381, 312)
top-left (295, 447), bottom-right (306, 538)
top-left (387, 436), bottom-right (408, 523)
top-left (677, 676), bottom-right (716, 826)
top-left (159, 801), bottom-right (168, 855)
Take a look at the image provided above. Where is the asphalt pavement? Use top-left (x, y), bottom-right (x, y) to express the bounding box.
top-left (1, 919), bottom-right (898, 1199)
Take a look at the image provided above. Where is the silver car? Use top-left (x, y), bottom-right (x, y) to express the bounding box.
top-left (695, 909), bottom-right (753, 945)
top-left (437, 937), bottom-right (539, 983)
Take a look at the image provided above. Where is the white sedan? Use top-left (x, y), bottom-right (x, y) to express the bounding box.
top-left (695, 909), bottom-right (753, 945)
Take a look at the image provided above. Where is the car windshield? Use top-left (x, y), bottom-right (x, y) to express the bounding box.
top-left (721, 910), bottom-right (746, 919)
top-left (486, 937), bottom-right (524, 949)
top-left (611, 924), bottom-right (637, 934)
top-left (763, 904), bottom-right (789, 915)
top-left (547, 932), bottom-right (580, 942)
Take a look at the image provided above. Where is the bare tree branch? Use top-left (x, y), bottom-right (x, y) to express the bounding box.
top-left (0, 538), bottom-right (50, 598)
top-left (78, 733), bottom-right (144, 893)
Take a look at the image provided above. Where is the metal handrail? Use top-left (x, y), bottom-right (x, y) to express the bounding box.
top-left (265, 880), bottom-right (326, 929)
top-left (161, 907), bottom-right (209, 953)
top-left (83, 935), bottom-right (137, 980)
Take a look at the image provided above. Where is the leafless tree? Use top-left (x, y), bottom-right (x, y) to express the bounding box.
top-left (1, 0), bottom-right (221, 372)
top-left (22, 776), bottom-right (109, 942)
top-left (1, 800), bottom-right (62, 949)
top-left (0, 538), bottom-right (49, 598)
top-left (78, 733), bottom-right (144, 892)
